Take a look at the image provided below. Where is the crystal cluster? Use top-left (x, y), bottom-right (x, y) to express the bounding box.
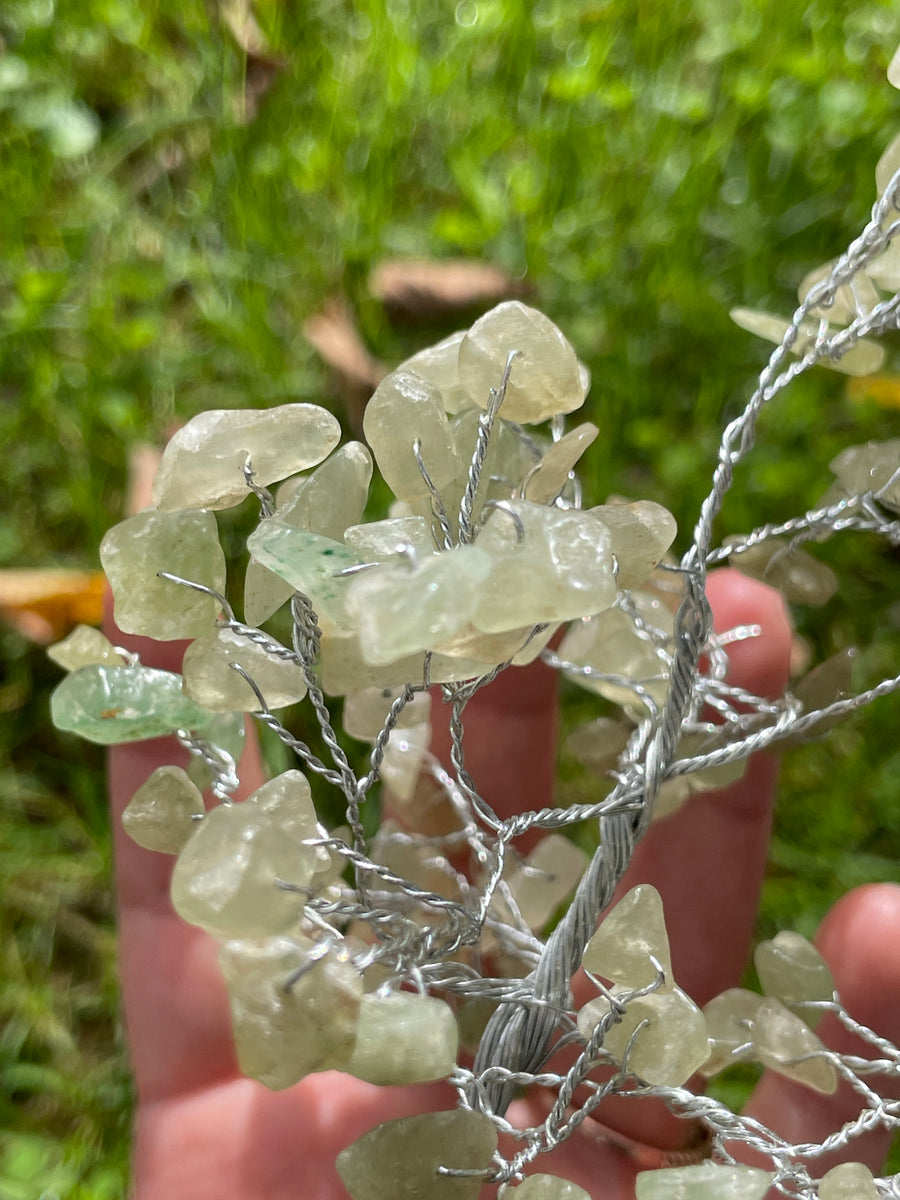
top-left (48, 272), bottom-right (900, 1199)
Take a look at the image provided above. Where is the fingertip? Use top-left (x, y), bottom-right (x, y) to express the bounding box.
top-left (816, 882), bottom-right (900, 1041)
top-left (706, 568), bottom-right (793, 700)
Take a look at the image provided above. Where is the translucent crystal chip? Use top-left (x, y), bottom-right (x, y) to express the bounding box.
top-left (244, 442), bottom-right (372, 625)
top-left (565, 718), bottom-right (632, 778)
top-left (589, 500), bottom-right (678, 591)
top-left (380, 721), bottom-right (432, 802)
top-left (317, 633), bottom-right (429, 695)
top-left (346, 544), bottom-right (492, 665)
top-left (699, 988), bottom-right (762, 1077)
top-left (523, 423), bottom-right (598, 504)
top-left (363, 369), bottom-right (463, 501)
top-left (336, 1109), bottom-right (498, 1200)
top-left (582, 884), bottom-right (673, 992)
top-left (797, 261), bottom-right (879, 324)
top-left (343, 686), bottom-right (432, 741)
top-left (866, 239), bottom-right (900, 289)
top-left (876, 130), bottom-right (900, 194)
top-left (511, 1176), bottom-right (590, 1199)
top-left (47, 625), bottom-right (125, 671)
top-left (508, 835), bottom-right (588, 931)
top-left (754, 930), bottom-right (834, 1020)
top-left (218, 935), bottom-right (362, 1089)
top-left (729, 307), bottom-right (885, 376)
top-left (577, 985), bottom-right (708, 1087)
top-left (122, 765), bottom-right (205, 854)
top-left (458, 301), bottom-right (585, 424)
top-left (725, 537), bottom-right (837, 606)
top-left (398, 330), bottom-right (471, 414)
top-left (151, 403), bottom-right (341, 511)
top-left (277, 442), bottom-right (373, 537)
top-left (101, 509), bottom-right (227, 640)
top-left (181, 627), bottom-right (307, 711)
top-left (170, 799), bottom-right (315, 938)
top-left (186, 710), bottom-right (245, 794)
top-left (344, 993), bottom-right (459, 1086)
top-left (558, 608), bottom-right (670, 712)
top-left (819, 1161), bottom-right (879, 1200)
top-left (246, 520), bottom-right (360, 633)
top-left (51, 664), bottom-right (215, 744)
top-left (751, 997), bottom-right (837, 1094)
top-left (344, 516), bottom-right (435, 562)
top-left (635, 1162), bottom-right (774, 1200)
top-left (473, 501), bottom-right (616, 631)
top-left (248, 770), bottom-right (322, 860)
top-left (830, 439), bottom-right (900, 511)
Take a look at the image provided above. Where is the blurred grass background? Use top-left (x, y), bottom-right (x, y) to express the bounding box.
top-left (3, 0), bottom-right (900, 1193)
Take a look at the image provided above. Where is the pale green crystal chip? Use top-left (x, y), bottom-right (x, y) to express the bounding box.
top-left (830, 439), bottom-right (900, 511)
top-left (122, 765), bottom-right (205, 854)
top-left (511, 1175), bottom-right (590, 1199)
top-left (343, 686), bottom-right (432, 742)
top-left (51, 665), bottom-right (214, 744)
top-left (876, 130), bottom-right (900, 193)
top-left (754, 931), bottom-right (834, 1020)
top-left (244, 443), bottom-right (374, 626)
top-left (346, 545), bottom-right (492, 665)
top-left (577, 985), bottom-right (708, 1087)
top-left (380, 721), bottom-right (431, 802)
top-left (344, 516), bottom-right (435, 562)
top-left (218, 935), bottom-right (362, 1089)
top-left (473, 501), bottom-right (616, 632)
top-left (248, 769), bottom-right (330, 876)
top-left (559, 608), bottom-right (670, 712)
top-left (582, 884), bottom-right (673, 992)
top-left (336, 1109), bottom-right (498, 1200)
top-left (170, 800), bottom-right (313, 938)
top-left (508, 835), bottom-right (588, 931)
top-left (101, 508), bottom-right (227, 640)
top-left (47, 625), bottom-right (125, 671)
top-left (363, 369), bottom-right (463, 501)
top-left (798, 261), bottom-right (879, 324)
top-left (247, 520), bottom-right (360, 632)
top-left (344, 993), bottom-right (459, 1086)
top-left (726, 537), bottom-right (837, 606)
top-left (751, 997), bottom-right (837, 1094)
top-left (729, 307), bottom-right (885, 376)
top-left (458, 301), bottom-right (585, 424)
top-left (699, 988), bottom-right (762, 1077)
top-left (151, 404), bottom-right (341, 511)
top-left (182, 627), bottom-right (307, 711)
top-left (589, 501), bottom-right (677, 591)
top-left (523, 423), bottom-right (599, 504)
top-left (819, 1161), bottom-right (879, 1200)
top-left (635, 1162), bottom-right (774, 1200)
top-left (565, 718), bottom-right (632, 778)
top-left (398, 330), bottom-right (471, 414)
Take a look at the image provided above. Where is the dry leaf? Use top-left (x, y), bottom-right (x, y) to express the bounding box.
top-left (304, 298), bottom-right (388, 433)
top-left (369, 258), bottom-right (528, 322)
top-left (0, 569), bottom-right (106, 644)
top-left (220, 0), bottom-right (285, 123)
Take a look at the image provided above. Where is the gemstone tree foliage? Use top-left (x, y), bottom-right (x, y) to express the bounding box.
top-left (49, 53), bottom-right (900, 1200)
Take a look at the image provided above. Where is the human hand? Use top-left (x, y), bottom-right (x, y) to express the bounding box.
top-left (107, 569), bottom-right (900, 1199)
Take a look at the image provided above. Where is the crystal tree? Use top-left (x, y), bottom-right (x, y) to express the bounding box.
top-left (49, 52), bottom-right (900, 1200)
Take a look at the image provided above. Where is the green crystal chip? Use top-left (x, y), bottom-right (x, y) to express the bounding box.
top-left (51, 664), bottom-right (215, 744)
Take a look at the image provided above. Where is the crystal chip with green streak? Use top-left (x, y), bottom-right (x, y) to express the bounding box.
top-left (51, 664), bottom-right (215, 744)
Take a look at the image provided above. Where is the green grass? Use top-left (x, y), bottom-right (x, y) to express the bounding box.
top-left (3, 0), bottom-right (900, 1191)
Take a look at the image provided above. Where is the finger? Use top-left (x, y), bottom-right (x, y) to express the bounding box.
top-left (106, 598), bottom-right (267, 1102)
top-left (741, 883), bottom-right (900, 1176)
top-left (428, 653), bottom-right (559, 851)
